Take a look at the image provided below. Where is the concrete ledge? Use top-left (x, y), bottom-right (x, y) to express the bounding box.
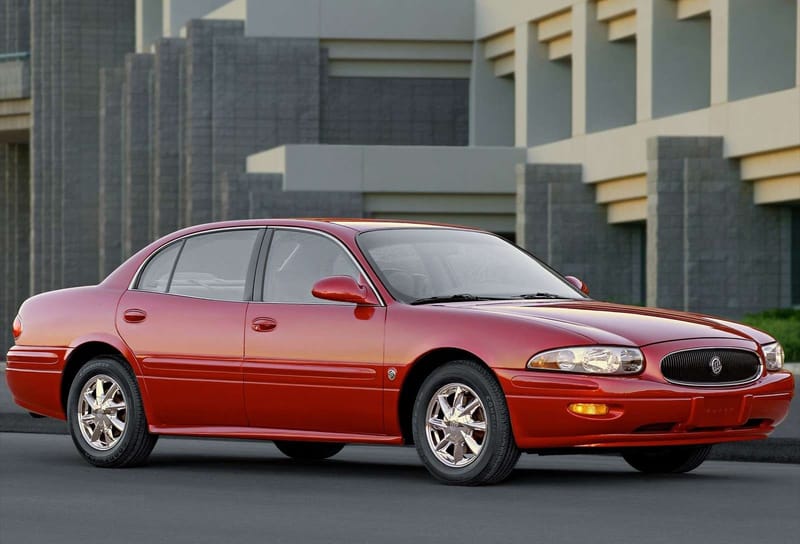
top-left (247, 144), bottom-right (527, 193)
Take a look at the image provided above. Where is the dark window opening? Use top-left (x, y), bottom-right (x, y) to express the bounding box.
top-left (792, 208), bottom-right (800, 306)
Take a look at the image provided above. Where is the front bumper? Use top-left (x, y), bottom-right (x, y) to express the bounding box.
top-left (498, 339), bottom-right (795, 451)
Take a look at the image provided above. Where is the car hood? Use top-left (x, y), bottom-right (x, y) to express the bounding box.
top-left (451, 300), bottom-right (767, 347)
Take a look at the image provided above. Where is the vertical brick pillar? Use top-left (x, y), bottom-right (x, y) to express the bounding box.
top-left (183, 20), bottom-right (244, 226)
top-left (517, 163), bottom-right (644, 304)
top-left (646, 136), bottom-right (790, 317)
top-left (122, 53), bottom-right (154, 258)
top-left (152, 38), bottom-right (185, 237)
top-left (99, 68), bottom-right (125, 277)
top-left (30, 0), bottom-right (135, 291)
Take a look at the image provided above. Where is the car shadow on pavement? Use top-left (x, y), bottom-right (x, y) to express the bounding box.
top-left (139, 451), bottom-right (747, 487)
top-left (508, 464), bottom-right (744, 486)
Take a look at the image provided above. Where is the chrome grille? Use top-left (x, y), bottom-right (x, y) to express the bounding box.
top-left (660, 349), bottom-right (761, 386)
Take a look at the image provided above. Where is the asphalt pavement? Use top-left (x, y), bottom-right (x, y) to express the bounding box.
top-left (1, 433), bottom-right (798, 544)
top-left (1, 364), bottom-right (798, 463)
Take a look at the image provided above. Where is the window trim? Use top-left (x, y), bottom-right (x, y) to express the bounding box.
top-left (129, 227), bottom-right (266, 303)
top-left (255, 226), bottom-right (385, 307)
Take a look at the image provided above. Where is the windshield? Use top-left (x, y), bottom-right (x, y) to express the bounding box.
top-left (357, 228), bottom-right (586, 304)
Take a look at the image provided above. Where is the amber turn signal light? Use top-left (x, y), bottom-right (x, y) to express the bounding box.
top-left (568, 403), bottom-right (609, 416)
top-left (12, 316), bottom-right (22, 339)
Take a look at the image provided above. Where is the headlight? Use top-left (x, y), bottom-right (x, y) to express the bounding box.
top-left (763, 342), bottom-right (784, 371)
top-left (527, 346), bottom-right (644, 375)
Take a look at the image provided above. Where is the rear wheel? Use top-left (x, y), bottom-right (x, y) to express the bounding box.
top-left (412, 360), bottom-right (520, 485)
top-left (67, 357), bottom-right (157, 467)
top-left (274, 441), bottom-right (345, 460)
top-left (622, 445), bottom-right (712, 474)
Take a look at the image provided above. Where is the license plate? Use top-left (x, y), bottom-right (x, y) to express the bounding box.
top-left (690, 396), bottom-right (744, 428)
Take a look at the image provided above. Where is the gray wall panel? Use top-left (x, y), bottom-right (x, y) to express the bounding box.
top-left (518, 163), bottom-right (643, 305)
top-left (212, 36), bottom-right (320, 220)
top-left (321, 70), bottom-right (468, 146)
top-left (646, 136), bottom-right (790, 317)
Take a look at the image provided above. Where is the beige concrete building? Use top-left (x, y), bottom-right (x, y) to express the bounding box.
top-left (1, 1), bottom-right (798, 357)
top-left (170, 0), bottom-right (798, 314)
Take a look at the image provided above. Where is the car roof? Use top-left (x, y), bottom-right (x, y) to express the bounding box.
top-left (328, 219), bottom-right (470, 232)
top-left (175, 218), bottom-right (477, 234)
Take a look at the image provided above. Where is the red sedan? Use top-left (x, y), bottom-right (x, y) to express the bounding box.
top-left (6, 219), bottom-right (794, 485)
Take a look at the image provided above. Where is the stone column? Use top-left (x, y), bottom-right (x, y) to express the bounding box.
top-left (152, 38), bottom-right (185, 237)
top-left (122, 53), bottom-right (155, 258)
top-left (183, 19), bottom-right (244, 225)
top-left (646, 136), bottom-right (790, 317)
top-left (99, 68), bottom-right (125, 277)
top-left (517, 163), bottom-right (644, 304)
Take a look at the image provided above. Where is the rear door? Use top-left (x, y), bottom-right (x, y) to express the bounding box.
top-left (116, 228), bottom-right (263, 427)
top-left (243, 228), bottom-right (386, 435)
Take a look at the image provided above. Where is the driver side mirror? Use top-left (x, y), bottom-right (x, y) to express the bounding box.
top-left (312, 276), bottom-right (379, 305)
top-left (565, 275), bottom-right (590, 295)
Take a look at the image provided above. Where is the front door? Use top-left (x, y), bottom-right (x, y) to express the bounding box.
top-left (244, 228), bottom-right (385, 435)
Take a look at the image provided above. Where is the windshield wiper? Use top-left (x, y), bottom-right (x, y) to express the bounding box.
top-left (410, 293), bottom-right (571, 305)
top-left (409, 294), bottom-right (489, 305)
top-left (515, 292), bottom-right (568, 300)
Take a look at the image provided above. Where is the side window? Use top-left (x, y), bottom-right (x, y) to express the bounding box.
top-left (168, 230), bottom-right (260, 301)
top-left (137, 242), bottom-right (182, 293)
top-left (263, 230), bottom-right (361, 303)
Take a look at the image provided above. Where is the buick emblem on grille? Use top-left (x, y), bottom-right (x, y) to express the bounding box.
top-left (709, 356), bottom-right (723, 375)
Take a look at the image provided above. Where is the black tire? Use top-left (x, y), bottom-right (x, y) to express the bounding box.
top-left (412, 360), bottom-right (520, 485)
top-left (622, 445), bottom-right (712, 474)
top-left (66, 356), bottom-right (157, 468)
top-left (274, 441), bottom-right (345, 460)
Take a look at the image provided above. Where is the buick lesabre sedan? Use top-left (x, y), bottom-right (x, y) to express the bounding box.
top-left (6, 219), bottom-right (795, 485)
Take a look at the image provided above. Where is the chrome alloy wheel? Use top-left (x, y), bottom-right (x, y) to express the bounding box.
top-left (425, 383), bottom-right (488, 468)
top-left (77, 374), bottom-right (128, 451)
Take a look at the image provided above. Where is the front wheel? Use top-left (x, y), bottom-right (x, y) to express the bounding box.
top-left (274, 441), bottom-right (345, 460)
top-left (622, 445), bottom-right (712, 474)
top-left (412, 360), bottom-right (520, 485)
top-left (67, 357), bottom-right (158, 467)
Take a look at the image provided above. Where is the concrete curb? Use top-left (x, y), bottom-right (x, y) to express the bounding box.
top-left (0, 414), bottom-right (67, 434)
top-left (2, 364), bottom-right (798, 464)
top-left (709, 438), bottom-right (800, 464)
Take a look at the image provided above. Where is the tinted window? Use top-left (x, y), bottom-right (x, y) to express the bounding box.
top-left (263, 230), bottom-right (360, 303)
top-left (137, 242), bottom-right (182, 293)
top-left (169, 230), bottom-right (260, 301)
